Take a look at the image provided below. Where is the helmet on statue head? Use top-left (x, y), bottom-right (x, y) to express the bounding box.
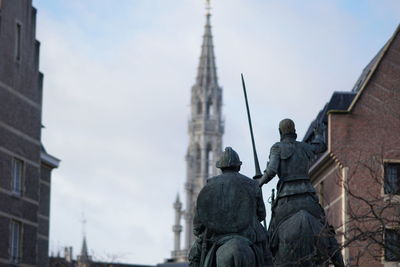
top-left (216, 147), bottom-right (242, 169)
top-left (279, 118), bottom-right (296, 135)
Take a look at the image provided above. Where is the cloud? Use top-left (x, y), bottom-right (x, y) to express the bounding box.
top-left (34, 0), bottom-right (400, 264)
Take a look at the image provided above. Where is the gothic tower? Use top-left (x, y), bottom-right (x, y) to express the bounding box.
top-left (170, 3), bottom-right (224, 262)
top-left (184, 3), bottom-right (224, 254)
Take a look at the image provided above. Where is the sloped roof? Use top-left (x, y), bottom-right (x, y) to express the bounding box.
top-left (303, 23), bottom-right (400, 142)
top-left (195, 13), bottom-right (219, 89)
top-left (351, 47), bottom-right (385, 93)
top-left (303, 91), bottom-right (356, 142)
top-left (347, 24), bottom-right (400, 111)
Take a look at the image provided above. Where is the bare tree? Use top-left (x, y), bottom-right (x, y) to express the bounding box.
top-left (328, 154), bottom-right (400, 266)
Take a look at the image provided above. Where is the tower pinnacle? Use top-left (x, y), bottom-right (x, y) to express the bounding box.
top-left (77, 214), bottom-right (92, 266)
top-left (205, 0), bottom-right (211, 15)
top-left (169, 5), bottom-right (224, 262)
top-left (196, 8), bottom-right (218, 90)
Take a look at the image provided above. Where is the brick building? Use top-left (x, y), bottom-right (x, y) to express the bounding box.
top-left (304, 25), bottom-right (400, 266)
top-left (0, 0), bottom-right (59, 266)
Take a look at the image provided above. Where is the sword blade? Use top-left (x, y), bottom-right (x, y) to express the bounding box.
top-left (241, 73), bottom-right (262, 178)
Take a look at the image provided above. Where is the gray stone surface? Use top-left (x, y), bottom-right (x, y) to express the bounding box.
top-left (173, 10), bottom-right (225, 261)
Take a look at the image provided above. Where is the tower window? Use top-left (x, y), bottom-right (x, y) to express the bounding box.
top-left (196, 101), bottom-right (202, 115)
top-left (10, 220), bottom-right (22, 264)
top-left (195, 145), bottom-right (201, 173)
top-left (11, 158), bottom-right (23, 195)
top-left (384, 163), bottom-right (400, 195)
top-left (206, 145), bottom-right (213, 177)
top-left (206, 99), bottom-right (213, 118)
top-left (15, 22), bottom-right (22, 62)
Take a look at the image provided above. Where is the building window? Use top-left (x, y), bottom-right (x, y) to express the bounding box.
top-left (195, 144), bottom-right (201, 173)
top-left (385, 228), bottom-right (400, 261)
top-left (206, 99), bottom-right (213, 118)
top-left (11, 158), bottom-right (23, 195)
top-left (196, 100), bottom-right (202, 115)
top-left (10, 221), bottom-right (22, 264)
top-left (384, 163), bottom-right (400, 195)
top-left (206, 145), bottom-right (213, 177)
top-left (15, 22), bottom-right (22, 62)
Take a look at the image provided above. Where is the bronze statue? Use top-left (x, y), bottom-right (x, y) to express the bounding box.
top-left (189, 147), bottom-right (269, 267)
top-left (259, 119), bottom-right (344, 267)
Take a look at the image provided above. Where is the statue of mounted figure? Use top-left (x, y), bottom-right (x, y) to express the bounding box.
top-left (259, 118), bottom-right (345, 267)
top-left (188, 71), bottom-right (343, 267)
top-left (188, 147), bottom-right (272, 267)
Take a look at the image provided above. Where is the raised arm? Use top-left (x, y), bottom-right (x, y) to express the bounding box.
top-left (309, 124), bottom-right (327, 154)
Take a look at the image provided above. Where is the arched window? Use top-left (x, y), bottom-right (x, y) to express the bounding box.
top-left (206, 98), bottom-right (213, 118)
top-left (195, 144), bottom-right (201, 173)
top-left (206, 144), bottom-right (213, 177)
top-left (196, 100), bottom-right (202, 115)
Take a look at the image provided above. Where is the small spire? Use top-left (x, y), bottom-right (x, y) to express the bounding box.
top-left (81, 236), bottom-right (89, 257)
top-left (78, 213), bottom-right (92, 263)
top-left (174, 193), bottom-right (182, 210)
top-left (195, 3), bottom-right (218, 89)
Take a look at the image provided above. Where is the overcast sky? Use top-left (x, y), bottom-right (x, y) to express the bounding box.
top-left (33, 0), bottom-right (400, 265)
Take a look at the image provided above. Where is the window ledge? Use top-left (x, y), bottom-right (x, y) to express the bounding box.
top-left (10, 191), bottom-right (22, 199)
top-left (383, 261), bottom-right (400, 267)
top-left (383, 194), bottom-right (400, 203)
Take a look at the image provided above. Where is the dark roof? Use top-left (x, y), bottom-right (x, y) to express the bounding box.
top-left (351, 46), bottom-right (385, 93)
top-left (303, 91), bottom-right (356, 142)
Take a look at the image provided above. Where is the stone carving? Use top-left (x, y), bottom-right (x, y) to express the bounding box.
top-left (259, 119), bottom-right (345, 267)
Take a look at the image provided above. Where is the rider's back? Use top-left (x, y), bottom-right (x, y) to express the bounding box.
top-left (197, 171), bottom-right (263, 243)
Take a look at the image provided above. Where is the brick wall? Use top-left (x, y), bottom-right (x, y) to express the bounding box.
top-left (314, 27), bottom-right (400, 267)
top-left (0, 1), bottom-right (46, 266)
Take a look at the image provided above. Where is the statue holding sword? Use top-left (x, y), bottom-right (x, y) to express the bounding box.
top-left (241, 74), bottom-right (344, 267)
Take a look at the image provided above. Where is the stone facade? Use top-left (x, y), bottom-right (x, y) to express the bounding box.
top-left (304, 25), bottom-right (400, 266)
top-left (0, 1), bottom-right (59, 266)
top-left (170, 11), bottom-right (224, 261)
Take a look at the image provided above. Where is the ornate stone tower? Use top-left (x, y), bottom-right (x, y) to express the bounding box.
top-left (183, 2), bottom-right (224, 253)
top-left (169, 3), bottom-right (224, 261)
top-left (171, 194), bottom-right (185, 261)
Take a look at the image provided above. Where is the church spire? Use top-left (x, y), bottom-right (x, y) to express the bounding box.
top-left (196, 1), bottom-right (218, 89)
top-left (77, 215), bottom-right (92, 266)
top-left (81, 236), bottom-right (89, 258)
top-left (77, 235), bottom-right (92, 266)
top-left (169, 1), bottom-right (224, 261)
